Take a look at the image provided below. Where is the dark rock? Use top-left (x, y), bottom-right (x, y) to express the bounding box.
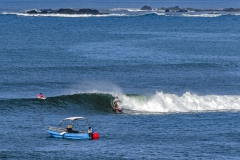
top-left (57, 8), bottom-right (79, 14)
top-left (169, 6), bottom-right (180, 11)
top-left (40, 9), bottom-right (57, 14)
top-left (27, 8), bottom-right (103, 15)
top-left (78, 9), bottom-right (99, 14)
top-left (27, 9), bottom-right (38, 14)
top-left (140, 5), bottom-right (152, 11)
top-left (165, 9), bottom-right (170, 12)
top-left (178, 9), bottom-right (188, 12)
top-left (222, 8), bottom-right (240, 11)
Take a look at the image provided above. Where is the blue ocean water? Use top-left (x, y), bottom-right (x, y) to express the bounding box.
top-left (1, 1), bottom-right (240, 159)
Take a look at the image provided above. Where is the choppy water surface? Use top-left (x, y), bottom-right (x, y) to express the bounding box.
top-left (1, 1), bottom-right (240, 159)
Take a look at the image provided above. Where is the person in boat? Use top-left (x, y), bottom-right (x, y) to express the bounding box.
top-left (66, 125), bottom-right (78, 133)
top-left (37, 93), bottom-right (45, 99)
top-left (113, 96), bottom-right (122, 112)
top-left (88, 126), bottom-right (93, 139)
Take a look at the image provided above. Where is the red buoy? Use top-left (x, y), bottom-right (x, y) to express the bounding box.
top-left (92, 132), bottom-right (99, 139)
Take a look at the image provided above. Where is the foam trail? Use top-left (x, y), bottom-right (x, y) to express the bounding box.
top-left (182, 13), bottom-right (222, 17)
top-left (16, 13), bottom-right (113, 17)
top-left (121, 92), bottom-right (240, 113)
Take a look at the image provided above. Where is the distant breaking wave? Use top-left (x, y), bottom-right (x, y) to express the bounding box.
top-left (1, 9), bottom-right (240, 17)
top-left (1, 92), bottom-right (240, 114)
top-left (3, 12), bottom-right (235, 18)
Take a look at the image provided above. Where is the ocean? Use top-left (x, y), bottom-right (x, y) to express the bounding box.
top-left (1, 0), bottom-right (240, 159)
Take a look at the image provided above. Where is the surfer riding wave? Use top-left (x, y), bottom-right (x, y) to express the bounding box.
top-left (113, 96), bottom-right (122, 113)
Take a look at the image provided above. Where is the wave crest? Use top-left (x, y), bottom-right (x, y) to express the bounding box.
top-left (121, 92), bottom-right (240, 113)
top-left (1, 92), bottom-right (240, 114)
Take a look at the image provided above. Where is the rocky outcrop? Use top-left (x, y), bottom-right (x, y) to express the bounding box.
top-left (140, 5), bottom-right (152, 11)
top-left (161, 6), bottom-right (240, 12)
top-left (27, 8), bottom-right (102, 15)
top-left (222, 8), bottom-right (240, 11)
top-left (27, 9), bottom-right (38, 14)
top-left (142, 5), bottom-right (240, 13)
top-left (78, 9), bottom-right (99, 14)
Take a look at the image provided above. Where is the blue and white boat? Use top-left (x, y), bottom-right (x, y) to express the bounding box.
top-left (47, 116), bottom-right (99, 140)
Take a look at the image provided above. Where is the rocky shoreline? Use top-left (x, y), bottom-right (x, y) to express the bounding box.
top-left (140, 5), bottom-right (240, 12)
top-left (27, 6), bottom-right (240, 15)
top-left (27, 8), bottom-right (107, 15)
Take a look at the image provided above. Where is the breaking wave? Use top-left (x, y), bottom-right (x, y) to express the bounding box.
top-left (1, 9), bottom-right (239, 18)
top-left (121, 92), bottom-right (240, 113)
top-left (1, 92), bottom-right (240, 114)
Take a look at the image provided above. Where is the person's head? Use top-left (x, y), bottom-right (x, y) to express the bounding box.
top-left (40, 93), bottom-right (42, 95)
top-left (67, 125), bottom-right (72, 129)
top-left (116, 96), bottom-right (118, 99)
top-left (89, 126), bottom-right (91, 129)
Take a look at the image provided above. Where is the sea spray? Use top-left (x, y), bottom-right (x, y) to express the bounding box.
top-left (121, 92), bottom-right (240, 113)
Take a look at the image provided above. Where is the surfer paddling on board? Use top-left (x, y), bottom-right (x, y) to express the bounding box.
top-left (37, 93), bottom-right (46, 99)
top-left (113, 96), bottom-right (122, 113)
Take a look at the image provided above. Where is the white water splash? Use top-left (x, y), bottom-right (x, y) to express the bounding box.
top-left (120, 92), bottom-right (240, 113)
top-left (182, 13), bottom-right (222, 17)
top-left (16, 13), bottom-right (115, 17)
top-left (5, 12), bottom-right (239, 18)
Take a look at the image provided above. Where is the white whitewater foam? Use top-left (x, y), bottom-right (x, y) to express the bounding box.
top-left (16, 13), bottom-right (110, 17)
top-left (120, 92), bottom-right (240, 113)
top-left (16, 12), bottom-right (130, 17)
top-left (182, 13), bottom-right (222, 17)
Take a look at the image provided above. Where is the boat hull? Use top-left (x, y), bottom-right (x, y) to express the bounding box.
top-left (47, 127), bottom-right (90, 140)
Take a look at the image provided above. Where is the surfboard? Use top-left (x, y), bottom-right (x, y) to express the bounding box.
top-left (110, 100), bottom-right (123, 113)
